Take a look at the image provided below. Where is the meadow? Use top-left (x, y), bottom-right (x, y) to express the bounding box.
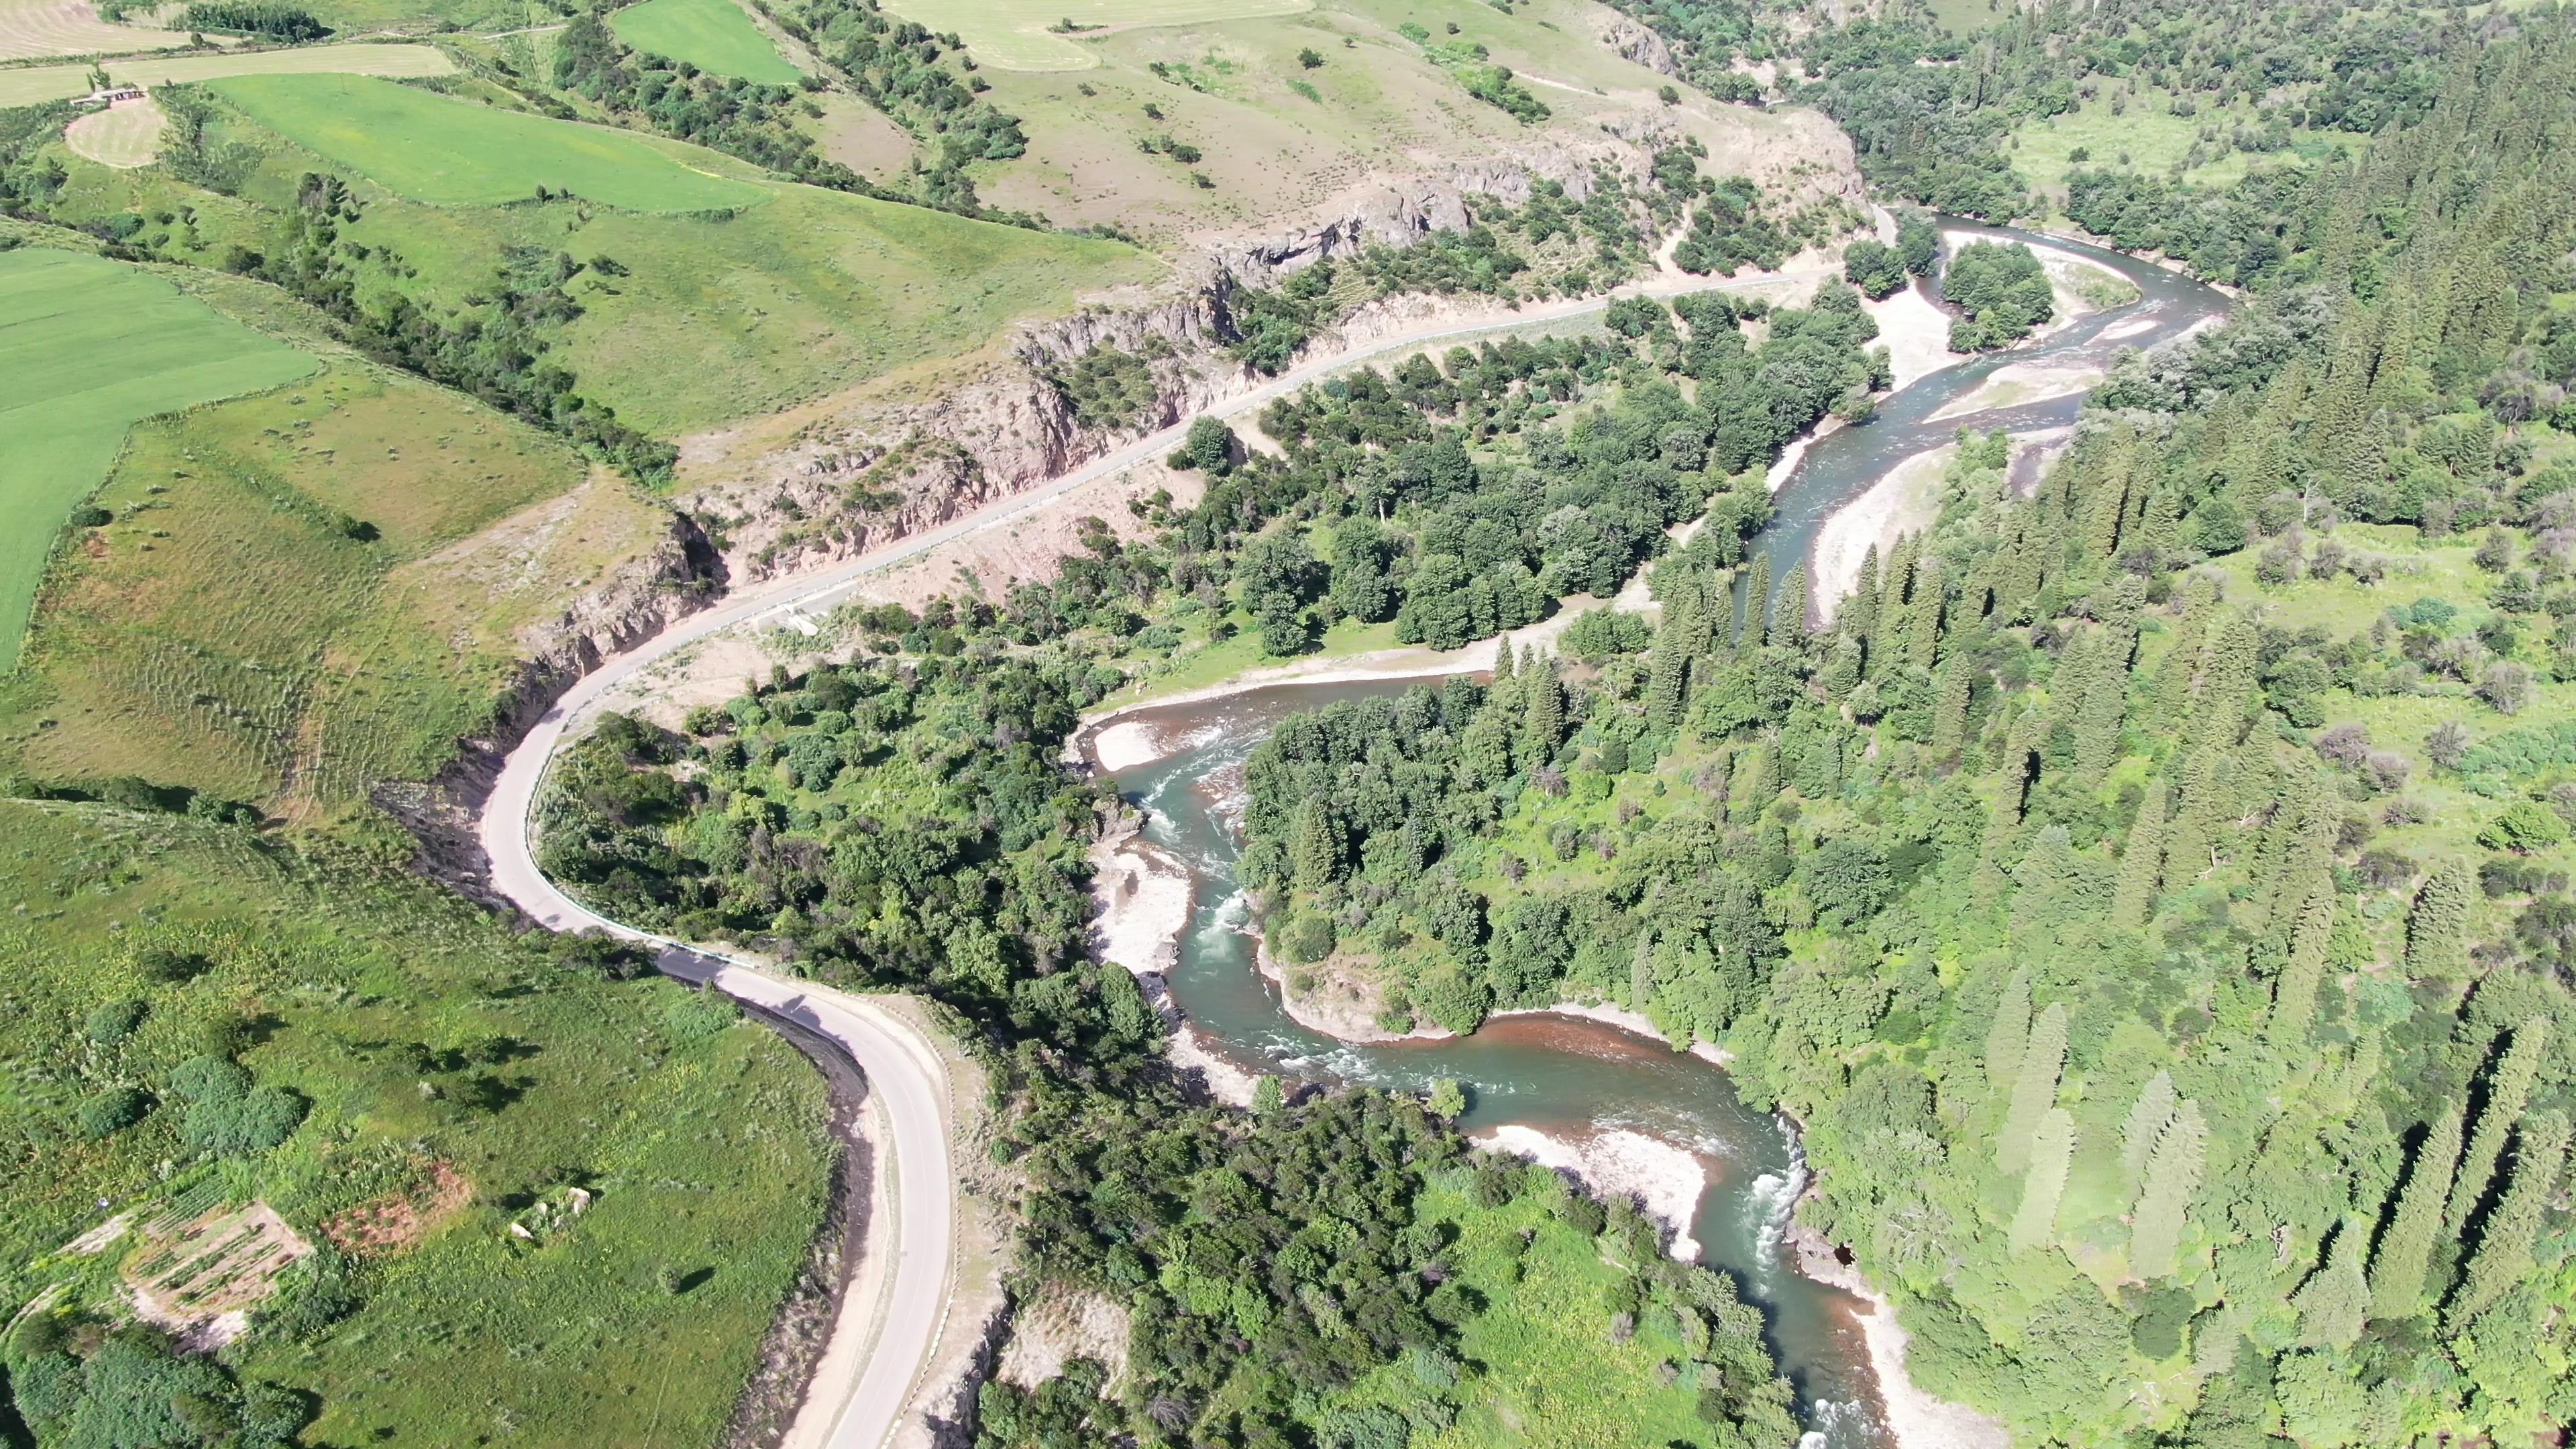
top-left (2008, 87), bottom-right (2349, 202)
top-left (62, 95), bottom-right (164, 166)
top-left (205, 72), bottom-right (769, 210)
top-left (0, 247), bottom-right (315, 674)
top-left (0, 39), bottom-right (455, 107)
top-left (609, 0), bottom-right (801, 83)
top-left (882, 0), bottom-right (1310, 68)
top-left (0, 798), bottom-right (831, 1447)
top-left (0, 343), bottom-right (624, 812)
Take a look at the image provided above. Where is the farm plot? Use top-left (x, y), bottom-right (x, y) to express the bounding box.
top-left (0, 248), bottom-right (314, 674)
top-left (0, 0), bottom-right (186, 61)
top-left (205, 71), bottom-right (767, 209)
top-left (881, 0), bottom-right (1309, 68)
top-left (0, 38), bottom-right (453, 106)
top-left (608, 0), bottom-right (799, 82)
top-left (63, 94), bottom-right (164, 166)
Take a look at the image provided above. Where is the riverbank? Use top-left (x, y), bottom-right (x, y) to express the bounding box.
top-left (1787, 1220), bottom-right (2012, 1449)
top-left (1811, 443), bottom-right (1951, 625)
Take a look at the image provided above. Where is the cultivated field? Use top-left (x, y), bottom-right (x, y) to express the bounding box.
top-left (608, 0), bottom-right (800, 83)
top-left (62, 95), bottom-right (165, 166)
top-left (0, 248), bottom-right (314, 674)
top-left (207, 71), bottom-right (769, 209)
top-left (0, 38), bottom-right (453, 106)
top-left (883, 0), bottom-right (1310, 68)
top-left (0, 0), bottom-right (185, 61)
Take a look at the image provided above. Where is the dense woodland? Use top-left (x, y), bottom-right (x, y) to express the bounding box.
top-left (1236, 24), bottom-right (2576, 1446)
top-left (537, 651), bottom-right (1798, 1446)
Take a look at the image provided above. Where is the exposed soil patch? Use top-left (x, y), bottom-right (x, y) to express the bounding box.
top-left (122, 1200), bottom-right (312, 1350)
top-left (326, 1159), bottom-right (472, 1256)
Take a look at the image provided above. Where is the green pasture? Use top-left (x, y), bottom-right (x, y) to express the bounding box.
top-left (0, 41), bottom-right (457, 108)
top-left (203, 72), bottom-right (767, 210)
top-left (610, 0), bottom-right (802, 82)
top-left (2010, 87), bottom-right (2350, 201)
top-left (883, 0), bottom-right (1311, 69)
top-left (0, 800), bottom-right (830, 1448)
top-left (0, 248), bottom-right (315, 674)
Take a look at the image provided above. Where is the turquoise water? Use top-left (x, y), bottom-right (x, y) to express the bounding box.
top-left (1104, 229), bottom-right (2227, 1446)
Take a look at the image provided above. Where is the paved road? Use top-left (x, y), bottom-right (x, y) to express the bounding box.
top-left (472, 261), bottom-right (1827, 1446)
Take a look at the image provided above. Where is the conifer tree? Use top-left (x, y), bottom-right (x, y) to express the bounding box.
top-left (1847, 545), bottom-right (1881, 653)
top-left (2010, 1108), bottom-right (2074, 1256)
top-left (2267, 873), bottom-right (2335, 1051)
top-left (1291, 797), bottom-right (1337, 890)
top-left (1998, 1001), bottom-right (2066, 1175)
top-left (1878, 535), bottom-right (1915, 656)
top-left (1646, 629), bottom-right (1688, 733)
top-left (2404, 859), bottom-right (2473, 978)
top-left (1775, 561), bottom-right (1811, 650)
top-left (1904, 555), bottom-right (1942, 669)
top-left (1932, 661), bottom-right (1972, 759)
top-left (2161, 745), bottom-right (2226, 885)
top-left (1628, 926), bottom-right (1655, 1014)
top-left (2445, 1110), bottom-right (2569, 1330)
top-left (1743, 553), bottom-right (1772, 649)
top-left (2129, 1100), bottom-right (2206, 1280)
top-left (2074, 655), bottom-right (2127, 784)
top-left (2116, 1069), bottom-right (2179, 1203)
top-left (2294, 1218), bottom-right (2369, 1350)
top-left (2111, 787), bottom-right (2167, 928)
top-left (2447, 1017), bottom-right (2550, 1231)
top-left (1492, 638), bottom-right (1516, 687)
top-left (2368, 1097), bottom-right (2465, 1321)
top-left (1729, 745), bottom-right (1775, 824)
top-left (1524, 655), bottom-right (1564, 763)
top-left (1985, 966), bottom-right (2031, 1095)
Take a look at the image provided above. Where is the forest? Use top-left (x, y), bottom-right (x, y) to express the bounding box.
top-left (1234, 23), bottom-right (2576, 1446)
top-left (535, 649), bottom-right (1797, 1446)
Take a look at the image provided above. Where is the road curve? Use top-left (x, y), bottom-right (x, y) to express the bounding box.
top-left (474, 261), bottom-right (1829, 1446)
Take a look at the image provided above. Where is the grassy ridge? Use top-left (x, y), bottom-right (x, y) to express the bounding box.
top-left (610, 0), bottom-right (804, 83)
top-left (887, 0), bottom-right (1311, 69)
top-left (0, 799), bottom-right (831, 1446)
top-left (0, 248), bottom-right (316, 674)
top-left (0, 42), bottom-right (458, 108)
top-left (205, 73), bottom-right (769, 210)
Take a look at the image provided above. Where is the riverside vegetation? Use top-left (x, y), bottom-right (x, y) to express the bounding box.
top-left (1234, 27), bottom-right (2576, 1448)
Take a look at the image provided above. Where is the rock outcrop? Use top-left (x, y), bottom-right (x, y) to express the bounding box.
top-left (1599, 16), bottom-right (1681, 76)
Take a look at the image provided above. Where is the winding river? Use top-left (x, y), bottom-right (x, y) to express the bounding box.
top-left (1097, 227), bottom-right (2229, 1448)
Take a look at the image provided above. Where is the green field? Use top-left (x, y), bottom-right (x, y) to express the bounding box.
top-left (0, 40), bottom-right (457, 108)
top-left (2010, 87), bottom-right (2350, 201)
top-left (0, 248), bottom-right (315, 674)
top-left (205, 72), bottom-right (768, 210)
top-left (884, 0), bottom-right (1311, 68)
top-left (610, 0), bottom-right (802, 83)
top-left (0, 799), bottom-right (831, 1448)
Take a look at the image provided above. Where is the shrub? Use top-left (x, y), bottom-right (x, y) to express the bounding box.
top-left (86, 998), bottom-right (148, 1044)
top-left (182, 1084), bottom-right (307, 1157)
top-left (78, 1087), bottom-right (152, 1138)
top-left (70, 504), bottom-right (113, 528)
top-left (1279, 911), bottom-right (1336, 964)
top-left (135, 945), bottom-right (209, 983)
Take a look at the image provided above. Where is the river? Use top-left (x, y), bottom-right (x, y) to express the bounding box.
top-left (1097, 226), bottom-right (2229, 1448)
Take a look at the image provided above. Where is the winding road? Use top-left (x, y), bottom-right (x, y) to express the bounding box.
top-left (473, 258), bottom-right (1835, 1447)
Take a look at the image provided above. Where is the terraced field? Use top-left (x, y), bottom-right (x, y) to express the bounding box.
top-left (608, 0), bottom-right (800, 83)
top-left (0, 38), bottom-right (453, 106)
top-left (0, 0), bottom-right (185, 60)
top-left (884, 0), bottom-right (1310, 68)
top-left (0, 248), bottom-right (315, 674)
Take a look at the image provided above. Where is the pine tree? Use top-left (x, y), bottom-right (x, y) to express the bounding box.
top-left (1847, 545), bottom-right (1882, 653)
top-left (1904, 555), bottom-right (1942, 670)
top-left (1646, 629), bottom-right (1688, 733)
top-left (1998, 1001), bottom-right (2066, 1175)
top-left (1932, 659), bottom-right (1972, 759)
top-left (2267, 872), bottom-right (2336, 1052)
top-left (2129, 1100), bottom-right (2206, 1280)
top-left (2447, 1017), bottom-right (2551, 1231)
top-left (1742, 553), bottom-right (1772, 649)
top-left (2111, 787), bottom-right (2167, 928)
top-left (1984, 967), bottom-right (2032, 1096)
top-left (2010, 1108), bottom-right (2074, 1256)
top-left (1775, 560), bottom-right (1811, 650)
top-left (1730, 745), bottom-right (1776, 824)
top-left (2074, 653), bottom-right (2127, 784)
top-left (1291, 797), bottom-right (1337, 890)
top-left (2368, 1097), bottom-right (2465, 1321)
top-left (2161, 745), bottom-right (2226, 885)
top-left (1524, 656), bottom-right (1564, 763)
top-left (1877, 535), bottom-right (1915, 663)
top-left (2445, 1110), bottom-right (2570, 1330)
top-left (2116, 1069), bottom-right (2179, 1203)
top-left (2404, 859), bottom-right (2473, 978)
top-left (1492, 637), bottom-right (1516, 686)
top-left (2294, 1218), bottom-right (2370, 1349)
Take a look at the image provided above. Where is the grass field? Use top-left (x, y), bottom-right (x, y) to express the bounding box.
top-left (883, 0), bottom-right (1311, 68)
top-left (609, 0), bottom-right (800, 83)
top-left (0, 0), bottom-right (187, 61)
top-left (2010, 87), bottom-right (2351, 201)
top-left (0, 39), bottom-right (455, 107)
top-left (205, 72), bottom-right (768, 210)
top-left (0, 248), bottom-right (315, 675)
top-left (0, 341), bottom-right (636, 810)
top-left (0, 799), bottom-right (831, 1448)
top-left (62, 96), bottom-right (165, 168)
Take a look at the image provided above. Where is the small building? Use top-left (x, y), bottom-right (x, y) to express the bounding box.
top-left (71, 85), bottom-right (146, 108)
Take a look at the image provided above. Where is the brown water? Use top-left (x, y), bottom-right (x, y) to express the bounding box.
top-left (1103, 227), bottom-right (2228, 1446)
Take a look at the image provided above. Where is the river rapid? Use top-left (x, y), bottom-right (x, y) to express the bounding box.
top-left (1097, 227), bottom-right (2229, 1448)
